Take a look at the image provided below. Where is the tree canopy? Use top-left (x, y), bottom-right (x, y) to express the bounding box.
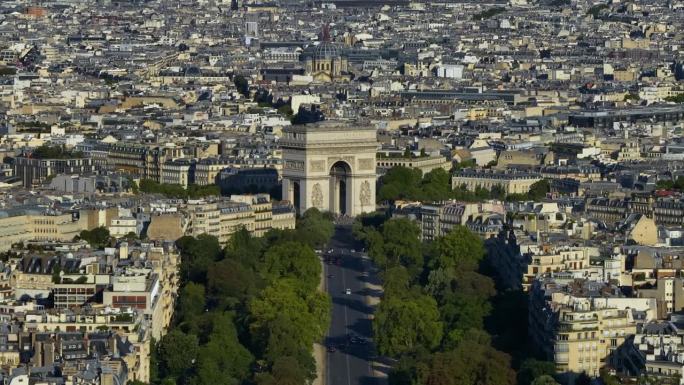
top-left (156, 214), bottom-right (334, 385)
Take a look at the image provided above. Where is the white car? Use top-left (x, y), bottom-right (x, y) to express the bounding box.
top-left (345, 288), bottom-right (352, 295)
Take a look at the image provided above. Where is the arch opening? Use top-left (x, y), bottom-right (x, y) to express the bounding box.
top-left (329, 161), bottom-right (351, 216)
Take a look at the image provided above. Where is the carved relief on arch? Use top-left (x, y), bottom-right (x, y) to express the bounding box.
top-left (311, 183), bottom-right (324, 208)
top-left (360, 181), bottom-right (371, 206)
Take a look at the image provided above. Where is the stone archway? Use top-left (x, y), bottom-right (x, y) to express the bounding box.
top-left (280, 122), bottom-right (378, 217)
top-left (329, 161), bottom-right (352, 215)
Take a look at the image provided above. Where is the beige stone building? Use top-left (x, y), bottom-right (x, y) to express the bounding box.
top-left (523, 245), bottom-right (598, 291)
top-left (376, 155), bottom-right (452, 176)
top-left (530, 279), bottom-right (655, 382)
top-left (0, 211), bottom-right (87, 252)
top-left (452, 169), bottom-right (542, 195)
top-left (185, 195), bottom-right (295, 244)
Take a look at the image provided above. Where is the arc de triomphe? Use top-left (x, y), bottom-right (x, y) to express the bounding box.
top-left (281, 122), bottom-right (377, 216)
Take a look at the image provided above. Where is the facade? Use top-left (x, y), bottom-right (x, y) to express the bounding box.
top-left (529, 279), bottom-right (652, 381)
top-left (452, 169), bottom-right (542, 195)
top-left (0, 211), bottom-right (86, 252)
top-left (281, 122), bottom-right (378, 216)
top-left (185, 195), bottom-right (295, 243)
top-left (376, 155), bottom-right (451, 176)
top-left (14, 156), bottom-right (95, 188)
top-left (161, 159), bottom-right (193, 188)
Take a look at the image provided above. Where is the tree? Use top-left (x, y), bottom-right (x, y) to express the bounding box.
top-left (249, 279), bottom-right (330, 357)
top-left (382, 266), bottom-right (411, 299)
top-left (256, 356), bottom-right (311, 385)
top-left (531, 376), bottom-right (560, 385)
top-left (158, 330), bottom-right (199, 380)
top-left (295, 208), bottom-right (334, 248)
top-left (378, 218), bottom-right (423, 276)
top-left (177, 282), bottom-right (206, 333)
top-left (430, 226), bottom-right (485, 271)
top-left (207, 258), bottom-right (259, 307)
top-left (518, 359), bottom-right (557, 385)
top-left (374, 294), bottom-right (443, 357)
top-left (528, 179), bottom-right (550, 201)
top-left (78, 227), bottom-right (111, 249)
top-left (260, 241), bottom-right (320, 291)
top-left (234, 74), bottom-right (249, 96)
top-left (378, 166), bottom-right (423, 202)
top-left (176, 234), bottom-right (222, 284)
top-left (421, 168), bottom-right (452, 202)
top-left (193, 313), bottom-right (253, 385)
top-left (437, 273), bottom-right (495, 336)
top-left (422, 331), bottom-right (515, 385)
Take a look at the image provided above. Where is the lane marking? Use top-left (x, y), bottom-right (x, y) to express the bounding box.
top-left (342, 259), bottom-right (352, 385)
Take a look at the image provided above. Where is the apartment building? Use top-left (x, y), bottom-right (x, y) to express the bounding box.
top-left (376, 155), bottom-right (452, 176)
top-left (420, 200), bottom-right (505, 241)
top-left (14, 156), bottom-right (95, 188)
top-left (523, 245), bottom-right (598, 291)
top-left (185, 195), bottom-right (295, 243)
top-left (529, 279), bottom-right (656, 382)
top-left (452, 168), bottom-right (542, 195)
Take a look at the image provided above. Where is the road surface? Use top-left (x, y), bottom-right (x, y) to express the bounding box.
top-left (322, 225), bottom-right (388, 385)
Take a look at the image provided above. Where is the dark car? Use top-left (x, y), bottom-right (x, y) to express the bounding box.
top-left (327, 345), bottom-right (337, 353)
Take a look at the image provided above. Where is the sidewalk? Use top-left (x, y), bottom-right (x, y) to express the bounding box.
top-left (313, 257), bottom-right (326, 385)
top-left (361, 258), bottom-right (388, 382)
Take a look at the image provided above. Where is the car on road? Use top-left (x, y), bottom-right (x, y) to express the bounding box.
top-left (327, 274), bottom-right (334, 278)
top-left (345, 288), bottom-right (351, 295)
top-left (327, 345), bottom-right (336, 353)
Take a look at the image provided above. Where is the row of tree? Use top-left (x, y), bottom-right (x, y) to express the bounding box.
top-left (152, 208), bottom-right (334, 385)
top-left (138, 179), bottom-right (220, 199)
top-left (353, 215), bottom-right (558, 385)
top-left (378, 166), bottom-right (550, 203)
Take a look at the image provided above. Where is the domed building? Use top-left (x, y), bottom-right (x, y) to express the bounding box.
top-left (300, 25), bottom-right (351, 82)
top-left (303, 42), bottom-right (348, 80)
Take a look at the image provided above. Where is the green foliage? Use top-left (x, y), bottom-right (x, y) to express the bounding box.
top-left (30, 145), bottom-right (83, 159)
top-left (249, 279), bottom-right (330, 369)
top-left (260, 242), bottom-right (320, 291)
top-left (518, 359), bottom-right (557, 385)
top-left (665, 94), bottom-right (684, 103)
top-left (453, 159), bottom-right (477, 170)
top-left (362, 217), bottom-right (524, 385)
top-left (367, 218), bottom-right (423, 279)
top-left (193, 312), bottom-right (253, 385)
top-left (374, 294), bottom-right (443, 356)
top-left (378, 166), bottom-right (424, 202)
top-left (234, 74), bottom-right (249, 97)
top-left (294, 208), bottom-right (334, 248)
top-left (532, 375), bottom-right (560, 385)
top-left (378, 167), bottom-right (454, 202)
top-left (430, 225), bottom-right (485, 271)
top-left (656, 177), bottom-right (684, 191)
top-left (177, 282), bottom-right (206, 334)
top-left (158, 330), bottom-right (199, 380)
top-left (624, 93), bottom-right (640, 101)
top-left (277, 104), bottom-right (293, 117)
top-left (473, 7), bottom-right (506, 20)
top-left (158, 229), bottom-right (329, 385)
top-left (52, 263), bottom-right (62, 284)
top-left (78, 227), bottom-right (111, 249)
top-left (587, 3), bottom-right (609, 18)
top-left (138, 179), bottom-right (220, 199)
